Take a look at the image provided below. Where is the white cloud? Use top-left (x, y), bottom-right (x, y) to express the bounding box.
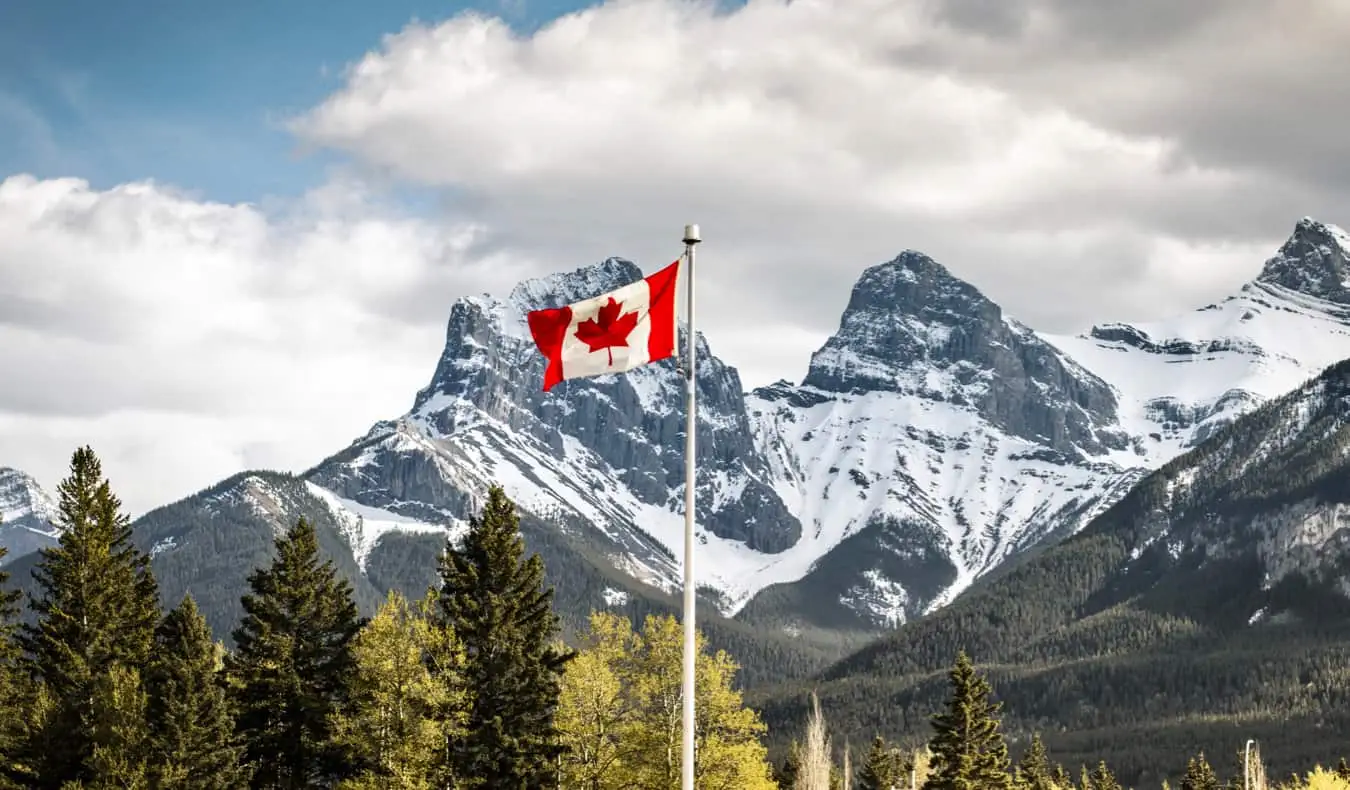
top-left (0, 174), bottom-right (536, 514)
top-left (291, 0), bottom-right (1313, 366)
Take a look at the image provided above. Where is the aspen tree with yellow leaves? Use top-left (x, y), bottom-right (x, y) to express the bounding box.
top-left (555, 612), bottom-right (776, 790)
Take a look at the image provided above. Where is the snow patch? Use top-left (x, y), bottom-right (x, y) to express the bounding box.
top-left (305, 482), bottom-right (463, 571)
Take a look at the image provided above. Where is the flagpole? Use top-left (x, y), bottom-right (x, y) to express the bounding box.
top-left (680, 222), bottom-right (701, 790)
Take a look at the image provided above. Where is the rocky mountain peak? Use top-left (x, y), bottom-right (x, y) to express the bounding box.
top-left (0, 467), bottom-right (60, 562)
top-left (0, 467), bottom-right (56, 524)
top-left (507, 257), bottom-right (644, 312)
top-left (801, 251), bottom-right (1126, 455)
top-left (1255, 217), bottom-right (1350, 303)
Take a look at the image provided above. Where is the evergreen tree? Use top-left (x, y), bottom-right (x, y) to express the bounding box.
top-left (1087, 761), bottom-right (1121, 790)
top-left (1180, 753), bottom-right (1219, 790)
top-left (774, 741), bottom-right (803, 790)
top-left (923, 651), bottom-right (1011, 790)
top-left (1016, 734), bottom-right (1053, 790)
top-left (0, 541), bottom-right (27, 788)
top-left (330, 590), bottom-right (462, 790)
top-left (432, 485), bottom-right (571, 788)
top-left (146, 595), bottom-right (250, 789)
top-left (16, 447), bottom-right (160, 789)
top-left (1051, 764), bottom-right (1071, 789)
top-left (83, 665), bottom-right (150, 789)
top-left (857, 736), bottom-right (903, 790)
top-left (226, 516), bottom-right (363, 789)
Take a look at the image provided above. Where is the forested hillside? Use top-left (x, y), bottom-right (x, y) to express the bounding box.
top-left (753, 357), bottom-right (1350, 786)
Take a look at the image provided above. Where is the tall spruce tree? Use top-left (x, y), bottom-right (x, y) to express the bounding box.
top-left (1087, 761), bottom-right (1121, 790)
top-left (226, 516), bottom-right (363, 789)
top-left (0, 542), bottom-right (27, 789)
top-left (1016, 734), bottom-right (1054, 790)
top-left (16, 446), bottom-right (160, 789)
top-left (857, 736), bottom-right (903, 790)
top-left (1180, 753), bottom-right (1219, 790)
top-left (432, 485), bottom-right (571, 788)
top-left (923, 650), bottom-right (1011, 790)
top-left (146, 595), bottom-right (250, 789)
top-left (775, 740), bottom-right (803, 790)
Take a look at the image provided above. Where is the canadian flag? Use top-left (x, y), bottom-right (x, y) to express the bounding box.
top-left (526, 259), bottom-right (681, 391)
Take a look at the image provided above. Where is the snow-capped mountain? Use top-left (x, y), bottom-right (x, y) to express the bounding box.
top-left (741, 218), bottom-right (1350, 628)
top-left (0, 468), bottom-right (59, 562)
top-left (262, 216), bottom-right (1350, 634)
top-left (304, 257), bottom-right (803, 611)
top-left (1043, 218), bottom-right (1350, 461)
top-left (18, 215), bottom-right (1343, 645)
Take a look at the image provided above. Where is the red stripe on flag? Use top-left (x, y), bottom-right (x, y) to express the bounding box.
top-left (645, 259), bottom-right (680, 362)
top-left (527, 304), bottom-right (574, 391)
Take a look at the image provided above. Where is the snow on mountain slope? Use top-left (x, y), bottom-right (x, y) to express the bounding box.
top-left (1041, 218), bottom-right (1350, 465)
top-left (269, 217), bottom-right (1350, 632)
top-left (303, 257), bottom-right (807, 613)
top-left (743, 251), bottom-right (1146, 625)
top-left (0, 467), bottom-right (60, 562)
top-left (303, 481), bottom-right (462, 571)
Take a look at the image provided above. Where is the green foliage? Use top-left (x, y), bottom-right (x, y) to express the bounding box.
top-left (1087, 761), bottom-right (1122, 790)
top-left (1015, 734), bottom-right (1057, 790)
top-left (331, 590), bottom-right (463, 790)
top-left (1181, 753), bottom-right (1220, 790)
top-left (556, 611), bottom-right (777, 790)
top-left (83, 665), bottom-right (150, 789)
top-left (0, 541), bottom-right (28, 789)
top-left (774, 740), bottom-right (803, 789)
top-left (16, 447), bottom-right (160, 789)
top-left (432, 485), bottom-right (572, 788)
top-left (145, 595), bottom-right (250, 789)
top-left (857, 735), bottom-right (905, 790)
top-left (225, 516), bottom-right (364, 789)
top-left (923, 651), bottom-right (1011, 790)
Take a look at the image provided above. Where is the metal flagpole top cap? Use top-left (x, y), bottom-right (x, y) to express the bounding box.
top-left (682, 224), bottom-right (701, 244)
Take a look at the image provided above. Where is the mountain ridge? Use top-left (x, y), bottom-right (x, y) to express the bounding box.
top-left (750, 352), bottom-right (1350, 785)
top-left (5, 216), bottom-right (1350, 670)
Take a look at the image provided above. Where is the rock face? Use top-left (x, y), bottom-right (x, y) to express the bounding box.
top-left (305, 256), bottom-right (803, 613)
top-left (803, 252), bottom-right (1128, 456)
top-left (1255, 217), bottom-right (1350, 302)
top-left (0, 468), bottom-right (59, 562)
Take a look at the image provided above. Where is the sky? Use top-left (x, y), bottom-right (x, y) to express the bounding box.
top-left (1, 0), bottom-right (1348, 514)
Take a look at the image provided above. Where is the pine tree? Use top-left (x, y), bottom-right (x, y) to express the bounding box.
top-left (83, 665), bottom-right (150, 789)
top-left (775, 741), bottom-right (803, 790)
top-left (922, 650), bottom-right (1011, 790)
top-left (16, 447), bottom-right (160, 789)
top-left (858, 736), bottom-right (904, 790)
top-left (226, 516), bottom-right (363, 789)
top-left (145, 595), bottom-right (250, 789)
top-left (1088, 761), bottom-right (1121, 790)
top-left (432, 485), bottom-right (571, 788)
top-left (330, 590), bottom-right (462, 790)
top-left (1051, 764), bottom-right (1071, 789)
top-left (1181, 753), bottom-right (1219, 790)
top-left (1017, 734), bottom-right (1054, 790)
top-left (0, 541), bottom-right (28, 789)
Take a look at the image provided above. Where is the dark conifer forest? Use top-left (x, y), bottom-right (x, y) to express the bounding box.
top-left (1, 444), bottom-right (1349, 789)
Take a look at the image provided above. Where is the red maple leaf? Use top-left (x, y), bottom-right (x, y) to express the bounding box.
top-left (574, 297), bottom-right (640, 366)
